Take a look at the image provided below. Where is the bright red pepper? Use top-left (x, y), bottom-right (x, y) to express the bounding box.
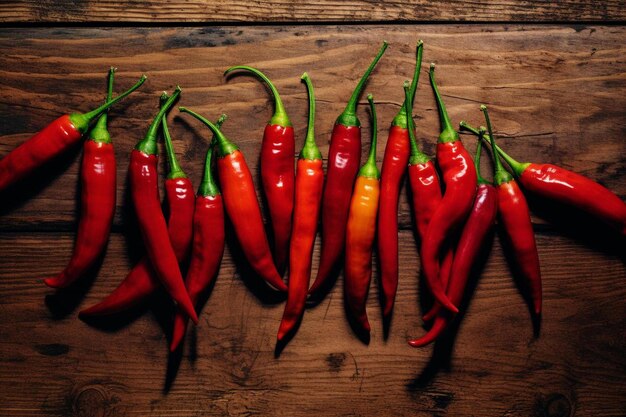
top-left (0, 74), bottom-right (146, 192)
top-left (277, 73), bottom-right (324, 343)
top-left (224, 66), bottom-right (294, 274)
top-left (378, 41), bottom-right (423, 320)
top-left (308, 41), bottom-right (388, 298)
top-left (409, 136), bottom-right (498, 347)
top-left (128, 88), bottom-right (197, 323)
top-left (344, 94), bottom-right (380, 335)
top-left (179, 107), bottom-right (288, 292)
top-left (420, 64), bottom-right (478, 313)
top-left (171, 115), bottom-right (227, 352)
top-left (481, 105), bottom-right (542, 315)
top-left (459, 123), bottom-right (626, 236)
top-left (44, 67), bottom-right (117, 288)
top-left (80, 114), bottom-right (226, 319)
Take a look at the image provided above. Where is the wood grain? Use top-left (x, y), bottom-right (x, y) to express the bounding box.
top-left (1, 0), bottom-right (625, 23)
top-left (0, 230), bottom-right (623, 416)
top-left (0, 25), bottom-right (624, 232)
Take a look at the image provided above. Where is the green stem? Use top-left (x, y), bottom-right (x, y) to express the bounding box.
top-left (90, 67), bottom-right (115, 144)
top-left (475, 130), bottom-right (490, 185)
top-left (337, 41), bottom-right (388, 127)
top-left (358, 94), bottom-right (380, 179)
top-left (179, 107), bottom-right (238, 157)
top-left (393, 40), bottom-right (424, 128)
top-left (198, 114), bottom-right (228, 197)
top-left (224, 65), bottom-right (291, 127)
top-left (480, 105), bottom-right (513, 185)
top-left (299, 72), bottom-right (322, 161)
top-left (459, 121), bottom-right (530, 177)
top-left (429, 63), bottom-right (459, 143)
top-left (160, 92), bottom-right (186, 179)
top-left (404, 81), bottom-right (430, 165)
top-left (135, 86), bottom-right (181, 155)
top-left (70, 74), bottom-right (147, 133)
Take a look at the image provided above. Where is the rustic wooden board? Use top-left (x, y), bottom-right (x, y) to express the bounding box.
top-left (1, 0), bottom-right (625, 23)
top-left (0, 25), bottom-right (625, 416)
top-left (0, 230), bottom-right (624, 416)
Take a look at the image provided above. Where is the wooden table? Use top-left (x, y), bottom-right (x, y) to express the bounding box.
top-left (1, 2), bottom-right (625, 416)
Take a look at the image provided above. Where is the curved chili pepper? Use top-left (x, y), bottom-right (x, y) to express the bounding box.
top-left (409, 135), bottom-right (498, 347)
top-left (344, 94), bottom-right (380, 335)
top-left (459, 123), bottom-right (626, 235)
top-left (224, 66), bottom-right (294, 274)
top-left (308, 41), bottom-right (388, 298)
top-left (277, 73), bottom-right (324, 343)
top-left (44, 67), bottom-right (117, 288)
top-left (171, 115), bottom-right (228, 352)
top-left (179, 107), bottom-right (288, 292)
top-left (80, 114), bottom-right (226, 319)
top-left (128, 88), bottom-right (197, 323)
top-left (0, 74), bottom-right (146, 192)
top-left (420, 64), bottom-right (478, 313)
top-left (378, 41), bottom-right (423, 319)
top-left (481, 105), bottom-right (542, 315)
top-left (400, 81), bottom-right (454, 322)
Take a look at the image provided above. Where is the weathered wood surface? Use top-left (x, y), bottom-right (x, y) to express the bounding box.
top-left (0, 25), bottom-right (625, 416)
top-left (1, 0), bottom-right (625, 23)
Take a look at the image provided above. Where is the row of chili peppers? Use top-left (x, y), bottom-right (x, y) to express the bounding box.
top-left (1, 41), bottom-right (625, 352)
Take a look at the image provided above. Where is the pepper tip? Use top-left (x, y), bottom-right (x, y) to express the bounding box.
top-left (429, 62), bottom-right (436, 71)
top-left (480, 104), bottom-right (488, 112)
top-left (417, 39), bottom-right (424, 47)
top-left (301, 71), bottom-right (309, 80)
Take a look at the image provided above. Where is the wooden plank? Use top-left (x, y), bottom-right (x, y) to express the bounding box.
top-left (0, 231), bottom-right (623, 416)
top-left (1, 0), bottom-right (625, 23)
top-left (0, 25), bottom-right (625, 232)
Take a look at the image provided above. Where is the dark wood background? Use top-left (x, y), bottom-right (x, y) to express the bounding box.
top-left (1, 2), bottom-right (625, 417)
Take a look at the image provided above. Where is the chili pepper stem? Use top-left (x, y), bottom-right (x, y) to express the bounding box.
top-left (89, 67), bottom-right (116, 144)
top-left (70, 74), bottom-right (147, 133)
top-left (475, 130), bottom-right (491, 185)
top-left (135, 86), bottom-right (181, 156)
top-left (480, 105), bottom-right (512, 185)
top-left (429, 63), bottom-right (459, 144)
top-left (198, 115), bottom-right (228, 197)
top-left (300, 73), bottom-right (322, 161)
top-left (179, 107), bottom-right (238, 157)
top-left (224, 66), bottom-right (291, 127)
top-left (404, 81), bottom-right (430, 165)
top-left (337, 41), bottom-right (388, 127)
top-left (160, 92), bottom-right (186, 179)
top-left (358, 94), bottom-right (379, 179)
top-left (392, 40), bottom-right (424, 128)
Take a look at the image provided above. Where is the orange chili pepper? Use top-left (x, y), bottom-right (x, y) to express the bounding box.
top-left (344, 94), bottom-right (380, 336)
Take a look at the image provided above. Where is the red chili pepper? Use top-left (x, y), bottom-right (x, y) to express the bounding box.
top-left (344, 94), bottom-right (380, 335)
top-left (0, 74), bottom-right (146, 192)
top-left (400, 81), bottom-right (454, 322)
top-left (277, 73), bottom-right (324, 343)
top-left (459, 123), bottom-right (626, 236)
top-left (128, 88), bottom-right (197, 323)
top-left (419, 64), bottom-right (478, 313)
top-left (171, 115), bottom-right (228, 352)
top-left (409, 135), bottom-right (498, 347)
top-left (308, 41), bottom-right (388, 298)
top-left (179, 107), bottom-right (288, 292)
top-left (80, 114), bottom-right (226, 319)
top-left (44, 67), bottom-right (117, 288)
top-left (481, 105), bottom-right (542, 315)
top-left (224, 66), bottom-right (295, 274)
top-left (378, 41), bottom-right (423, 319)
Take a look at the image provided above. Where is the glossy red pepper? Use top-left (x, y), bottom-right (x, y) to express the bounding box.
top-left (171, 115), bottom-right (227, 352)
top-left (80, 114), bottom-right (226, 319)
top-left (482, 106), bottom-right (542, 315)
top-left (0, 74), bottom-right (146, 192)
top-left (420, 64), bottom-right (478, 313)
top-left (459, 122), bottom-right (626, 236)
top-left (378, 41), bottom-right (423, 319)
top-left (128, 88), bottom-right (197, 323)
top-left (409, 136), bottom-right (498, 347)
top-left (277, 73), bottom-right (324, 343)
top-left (44, 67), bottom-right (117, 288)
top-left (179, 107), bottom-right (287, 292)
top-left (344, 94), bottom-right (380, 335)
top-left (308, 41), bottom-right (388, 298)
top-left (224, 66), bottom-right (294, 274)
